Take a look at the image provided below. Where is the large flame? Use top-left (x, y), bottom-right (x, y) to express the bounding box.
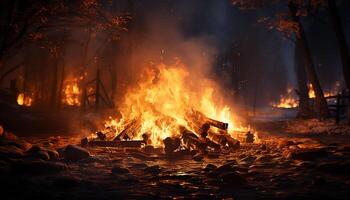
top-left (17, 93), bottom-right (33, 107)
top-left (104, 61), bottom-right (247, 147)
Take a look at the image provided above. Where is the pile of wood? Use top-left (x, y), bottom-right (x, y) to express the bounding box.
top-left (81, 110), bottom-right (252, 156)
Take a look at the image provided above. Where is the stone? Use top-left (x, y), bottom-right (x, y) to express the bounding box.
top-left (26, 145), bottom-right (49, 160)
top-left (34, 150), bottom-right (50, 160)
top-left (111, 166), bottom-right (130, 174)
top-left (63, 145), bottom-right (90, 161)
top-left (46, 149), bottom-right (60, 160)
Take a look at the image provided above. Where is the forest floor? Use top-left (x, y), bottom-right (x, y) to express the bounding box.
top-left (1, 119), bottom-right (350, 200)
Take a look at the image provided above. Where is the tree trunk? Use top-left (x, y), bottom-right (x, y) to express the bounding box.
top-left (289, 1), bottom-right (329, 118)
top-left (328, 0), bottom-right (350, 123)
top-left (50, 57), bottom-right (59, 109)
top-left (294, 42), bottom-right (313, 118)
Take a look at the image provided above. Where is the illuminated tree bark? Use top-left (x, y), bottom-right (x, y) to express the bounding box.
top-left (294, 42), bottom-right (313, 118)
top-left (289, 0), bottom-right (329, 118)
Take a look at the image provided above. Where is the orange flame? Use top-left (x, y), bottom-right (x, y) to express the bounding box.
top-left (309, 82), bottom-right (340, 98)
top-left (62, 76), bottom-right (83, 106)
top-left (271, 87), bottom-right (298, 108)
top-left (17, 93), bottom-right (33, 107)
top-left (104, 61), bottom-right (248, 147)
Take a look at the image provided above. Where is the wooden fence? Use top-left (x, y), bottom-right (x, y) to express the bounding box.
top-left (81, 69), bottom-right (113, 112)
top-left (309, 93), bottom-right (349, 123)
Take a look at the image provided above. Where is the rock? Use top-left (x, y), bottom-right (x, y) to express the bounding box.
top-left (46, 149), bottom-right (60, 160)
top-left (34, 150), bottom-right (50, 160)
top-left (63, 145), bottom-right (90, 161)
top-left (193, 154), bottom-right (204, 162)
top-left (26, 146), bottom-right (50, 160)
top-left (0, 145), bottom-right (24, 158)
top-left (111, 166), bottom-right (130, 174)
top-left (11, 160), bottom-right (67, 174)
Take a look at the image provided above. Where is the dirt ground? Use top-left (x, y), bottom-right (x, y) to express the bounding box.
top-left (1, 120), bottom-right (350, 200)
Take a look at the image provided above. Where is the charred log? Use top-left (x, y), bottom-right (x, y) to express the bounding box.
top-left (89, 140), bottom-right (144, 148)
top-left (163, 137), bottom-right (181, 154)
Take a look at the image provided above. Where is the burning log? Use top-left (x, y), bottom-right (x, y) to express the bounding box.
top-left (246, 131), bottom-right (255, 143)
top-left (113, 118), bottom-right (141, 141)
top-left (206, 118), bottom-right (228, 130)
top-left (180, 127), bottom-right (204, 151)
top-left (96, 131), bottom-right (106, 141)
top-left (187, 110), bottom-right (228, 131)
top-left (163, 137), bottom-right (181, 154)
top-left (208, 131), bottom-right (240, 150)
top-left (89, 140), bottom-right (144, 148)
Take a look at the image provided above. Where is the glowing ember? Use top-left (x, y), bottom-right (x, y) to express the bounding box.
top-left (17, 93), bottom-right (33, 107)
top-left (104, 61), bottom-right (248, 147)
top-left (62, 77), bottom-right (83, 106)
top-left (271, 87), bottom-right (298, 108)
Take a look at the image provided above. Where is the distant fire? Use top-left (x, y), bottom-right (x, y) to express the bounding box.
top-left (309, 82), bottom-right (340, 98)
top-left (62, 75), bottom-right (84, 106)
top-left (271, 87), bottom-right (298, 108)
top-left (17, 93), bottom-right (33, 107)
top-left (103, 61), bottom-right (248, 147)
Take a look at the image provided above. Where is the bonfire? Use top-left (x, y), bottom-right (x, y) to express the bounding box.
top-left (83, 61), bottom-right (253, 155)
